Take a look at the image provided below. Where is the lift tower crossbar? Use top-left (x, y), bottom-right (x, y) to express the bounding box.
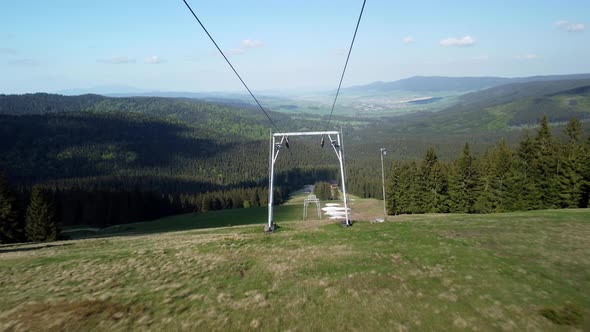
top-left (267, 130), bottom-right (350, 232)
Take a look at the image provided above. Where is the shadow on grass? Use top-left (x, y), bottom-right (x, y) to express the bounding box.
top-left (0, 243), bottom-right (74, 254)
top-left (67, 205), bottom-right (304, 240)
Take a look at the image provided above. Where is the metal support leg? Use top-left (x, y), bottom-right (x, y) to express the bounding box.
top-left (266, 130), bottom-right (351, 232)
top-left (336, 133), bottom-right (350, 226)
top-left (267, 135), bottom-right (276, 232)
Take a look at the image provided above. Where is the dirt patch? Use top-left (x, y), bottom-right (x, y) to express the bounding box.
top-left (0, 300), bottom-right (147, 331)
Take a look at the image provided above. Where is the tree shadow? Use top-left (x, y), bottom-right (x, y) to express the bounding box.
top-left (0, 242), bottom-right (74, 254)
top-left (0, 112), bottom-right (232, 183)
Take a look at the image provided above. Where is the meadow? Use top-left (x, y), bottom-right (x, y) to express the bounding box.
top-left (0, 201), bottom-right (589, 331)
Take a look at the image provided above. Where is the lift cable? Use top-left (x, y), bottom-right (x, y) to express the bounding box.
top-left (323, 0), bottom-right (367, 140)
top-left (181, 0), bottom-right (282, 133)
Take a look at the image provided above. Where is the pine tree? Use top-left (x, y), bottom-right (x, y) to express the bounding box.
top-left (395, 161), bottom-right (419, 214)
top-left (493, 140), bottom-right (518, 211)
top-left (565, 118), bottom-right (582, 142)
top-left (0, 173), bottom-right (24, 243)
top-left (473, 150), bottom-right (494, 213)
top-left (385, 162), bottom-right (402, 215)
top-left (533, 116), bottom-right (560, 208)
top-left (314, 182), bottom-right (332, 201)
top-left (579, 134), bottom-right (590, 207)
top-left (557, 119), bottom-right (584, 207)
top-left (449, 143), bottom-right (479, 213)
top-left (25, 186), bottom-right (59, 242)
top-left (418, 148), bottom-right (449, 213)
top-left (512, 131), bottom-right (541, 210)
top-left (474, 142), bottom-right (516, 213)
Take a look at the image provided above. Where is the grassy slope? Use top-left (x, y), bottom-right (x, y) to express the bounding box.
top-left (61, 193), bottom-right (379, 238)
top-left (1, 208), bottom-right (589, 331)
top-left (384, 80), bottom-right (590, 137)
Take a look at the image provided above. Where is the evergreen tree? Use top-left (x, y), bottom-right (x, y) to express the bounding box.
top-left (449, 143), bottom-right (479, 213)
top-left (25, 186), bottom-right (59, 242)
top-left (490, 140), bottom-right (518, 212)
top-left (557, 118), bottom-right (584, 207)
top-left (473, 150), bottom-right (494, 213)
top-left (565, 118), bottom-right (582, 142)
top-left (418, 148), bottom-right (448, 213)
top-left (385, 162), bottom-right (402, 215)
top-left (533, 116), bottom-right (560, 209)
top-left (392, 161), bottom-right (419, 214)
top-left (404, 161), bottom-right (421, 214)
top-left (514, 131), bottom-right (541, 210)
top-left (0, 173), bottom-right (24, 243)
top-left (580, 134), bottom-right (590, 207)
top-left (314, 181), bottom-right (332, 201)
top-left (476, 140), bottom-right (519, 212)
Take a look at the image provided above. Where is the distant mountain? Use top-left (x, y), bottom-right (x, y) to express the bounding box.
top-left (343, 74), bottom-right (590, 95)
top-left (0, 93), bottom-right (106, 115)
top-left (384, 77), bottom-right (590, 135)
top-left (58, 85), bottom-right (150, 96)
top-left (449, 78), bottom-right (590, 115)
top-left (344, 76), bottom-right (510, 94)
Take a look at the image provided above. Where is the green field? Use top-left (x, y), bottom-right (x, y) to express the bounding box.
top-left (1, 207), bottom-right (589, 331)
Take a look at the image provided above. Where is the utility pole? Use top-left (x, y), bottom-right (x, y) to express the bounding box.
top-left (380, 148), bottom-right (387, 221)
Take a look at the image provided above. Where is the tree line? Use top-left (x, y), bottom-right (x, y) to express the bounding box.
top-left (313, 181), bottom-right (340, 201)
top-left (0, 166), bottom-right (337, 243)
top-left (386, 117), bottom-right (590, 215)
top-left (0, 177), bottom-right (59, 243)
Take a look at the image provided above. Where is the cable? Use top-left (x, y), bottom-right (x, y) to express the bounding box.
top-left (325, 0), bottom-right (367, 131)
top-left (180, 0), bottom-right (281, 133)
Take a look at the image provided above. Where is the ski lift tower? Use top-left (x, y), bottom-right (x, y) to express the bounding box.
top-left (303, 194), bottom-right (322, 220)
top-left (267, 130), bottom-right (350, 232)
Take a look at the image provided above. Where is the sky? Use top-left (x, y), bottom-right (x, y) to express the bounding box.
top-left (1, 0), bottom-right (589, 94)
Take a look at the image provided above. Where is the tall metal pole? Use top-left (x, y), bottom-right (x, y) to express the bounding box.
top-left (338, 132), bottom-right (350, 226)
top-left (380, 148), bottom-right (387, 221)
top-left (267, 135), bottom-right (276, 230)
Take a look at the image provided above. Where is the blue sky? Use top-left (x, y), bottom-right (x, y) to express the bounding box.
top-left (1, 0), bottom-right (589, 94)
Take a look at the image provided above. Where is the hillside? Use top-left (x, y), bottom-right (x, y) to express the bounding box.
top-left (342, 74), bottom-right (590, 95)
top-left (1, 88), bottom-right (588, 230)
top-left (0, 94), bottom-right (354, 228)
top-left (343, 76), bottom-right (511, 94)
top-left (1, 209), bottom-right (589, 330)
top-left (278, 74), bottom-right (590, 118)
top-left (373, 78), bottom-right (590, 136)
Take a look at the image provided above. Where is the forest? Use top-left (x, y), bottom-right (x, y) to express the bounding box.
top-left (386, 117), bottom-right (590, 215)
top-left (1, 92), bottom-right (589, 243)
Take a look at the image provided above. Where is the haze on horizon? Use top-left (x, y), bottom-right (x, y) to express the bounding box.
top-left (1, 0), bottom-right (589, 94)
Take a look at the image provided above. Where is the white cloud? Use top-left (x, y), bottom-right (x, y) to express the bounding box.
top-left (8, 58), bottom-right (39, 66)
top-left (145, 55), bottom-right (165, 64)
top-left (97, 56), bottom-right (136, 64)
top-left (567, 23), bottom-right (585, 32)
top-left (439, 36), bottom-right (476, 47)
top-left (227, 48), bottom-right (246, 56)
top-left (403, 36), bottom-right (415, 44)
top-left (515, 54), bottom-right (538, 60)
top-left (554, 20), bottom-right (569, 28)
top-left (332, 48), bottom-right (347, 56)
top-left (226, 39), bottom-right (264, 56)
top-left (473, 55), bottom-right (489, 61)
top-left (240, 39), bottom-right (264, 48)
top-left (555, 20), bottom-right (585, 32)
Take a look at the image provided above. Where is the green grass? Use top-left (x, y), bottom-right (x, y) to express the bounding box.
top-left (108, 205), bottom-right (301, 236)
top-left (62, 204), bottom-right (303, 239)
top-left (2, 209), bottom-right (590, 331)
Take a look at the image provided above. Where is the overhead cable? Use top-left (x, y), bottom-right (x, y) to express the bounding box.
top-left (325, 0), bottom-right (367, 131)
top-left (180, 0), bottom-right (281, 132)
